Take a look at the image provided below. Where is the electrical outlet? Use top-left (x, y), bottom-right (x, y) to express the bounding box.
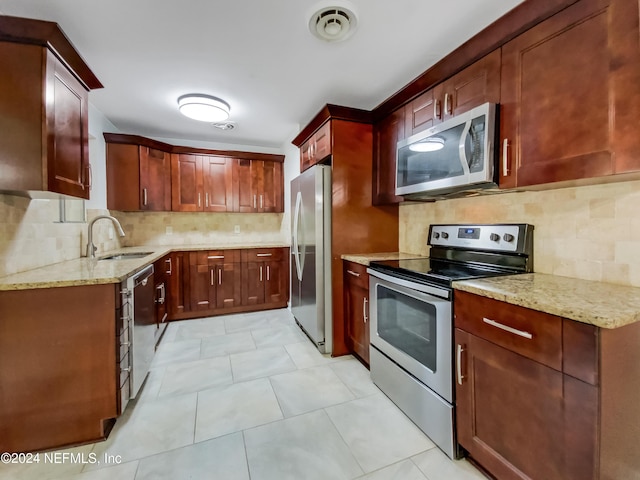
top-left (166, 226), bottom-right (173, 235)
top-left (234, 225), bottom-right (240, 234)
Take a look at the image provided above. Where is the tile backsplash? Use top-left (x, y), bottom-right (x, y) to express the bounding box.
top-left (400, 179), bottom-right (640, 287)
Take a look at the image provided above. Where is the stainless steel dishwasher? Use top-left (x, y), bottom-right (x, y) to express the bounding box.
top-left (127, 264), bottom-right (155, 398)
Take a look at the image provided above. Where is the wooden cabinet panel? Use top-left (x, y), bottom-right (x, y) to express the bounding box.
top-left (241, 248), bottom-right (289, 309)
top-left (233, 159), bottom-right (283, 213)
top-left (171, 154), bottom-right (202, 212)
top-left (140, 147), bottom-right (171, 211)
top-left (264, 259), bottom-right (288, 305)
top-left (167, 251), bottom-right (189, 319)
top-left (344, 262), bottom-right (370, 365)
top-left (405, 89), bottom-right (438, 137)
top-left (499, 0), bottom-right (636, 188)
top-left (373, 107), bottom-right (405, 205)
top-left (300, 121), bottom-right (332, 172)
top-left (241, 260), bottom-right (265, 306)
top-left (202, 156), bottom-right (233, 212)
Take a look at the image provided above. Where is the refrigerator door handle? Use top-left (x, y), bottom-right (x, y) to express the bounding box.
top-left (293, 191), bottom-right (304, 281)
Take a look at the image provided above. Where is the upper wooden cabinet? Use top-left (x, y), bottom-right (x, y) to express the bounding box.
top-left (105, 137), bottom-right (171, 211)
top-left (0, 16), bottom-right (102, 199)
top-left (300, 121), bottom-right (331, 172)
top-left (372, 107), bottom-right (405, 205)
top-left (171, 153), bottom-right (234, 212)
top-left (233, 159), bottom-right (284, 213)
top-left (405, 49), bottom-right (501, 136)
top-left (500, 0), bottom-right (640, 188)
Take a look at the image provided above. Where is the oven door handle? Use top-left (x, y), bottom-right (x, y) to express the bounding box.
top-left (366, 268), bottom-right (451, 299)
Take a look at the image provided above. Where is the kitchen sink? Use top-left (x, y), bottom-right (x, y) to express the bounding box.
top-left (99, 252), bottom-right (154, 261)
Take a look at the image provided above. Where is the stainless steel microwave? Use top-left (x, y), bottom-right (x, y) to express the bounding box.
top-left (396, 102), bottom-right (497, 199)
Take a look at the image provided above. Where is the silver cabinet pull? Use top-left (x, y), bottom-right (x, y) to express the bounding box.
top-left (347, 270), bottom-right (360, 277)
top-left (502, 139), bottom-right (509, 177)
top-left (363, 298), bottom-right (368, 323)
top-left (120, 341), bottom-right (131, 347)
top-left (482, 317), bottom-right (533, 339)
top-left (166, 258), bottom-right (172, 275)
top-left (208, 255), bottom-right (225, 259)
top-left (210, 268), bottom-right (214, 286)
top-left (433, 99), bottom-right (441, 120)
top-left (256, 253), bottom-right (272, 257)
top-left (456, 344), bottom-right (465, 385)
top-left (121, 366), bottom-right (131, 373)
top-left (259, 266), bottom-right (263, 282)
top-left (253, 194), bottom-right (257, 209)
top-left (260, 194), bottom-right (263, 209)
top-left (266, 265), bottom-right (270, 281)
top-left (142, 188), bottom-right (148, 206)
top-left (205, 192), bottom-right (209, 208)
top-left (444, 92), bottom-right (452, 115)
top-left (218, 267), bottom-right (222, 285)
top-left (198, 192), bottom-right (202, 208)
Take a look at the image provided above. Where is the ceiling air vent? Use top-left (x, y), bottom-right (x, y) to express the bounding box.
top-left (212, 121), bottom-right (236, 131)
top-left (309, 6), bottom-right (357, 42)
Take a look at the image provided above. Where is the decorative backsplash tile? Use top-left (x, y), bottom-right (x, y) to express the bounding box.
top-left (399, 179), bottom-right (640, 287)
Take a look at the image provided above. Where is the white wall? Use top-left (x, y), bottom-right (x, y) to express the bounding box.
top-left (87, 103), bottom-right (119, 210)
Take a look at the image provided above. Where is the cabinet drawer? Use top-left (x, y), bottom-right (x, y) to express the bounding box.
top-left (454, 291), bottom-right (562, 371)
top-left (344, 261), bottom-right (369, 290)
top-left (190, 249), bottom-right (241, 265)
top-left (241, 247), bottom-right (286, 262)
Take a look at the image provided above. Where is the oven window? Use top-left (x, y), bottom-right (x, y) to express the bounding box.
top-left (376, 284), bottom-right (437, 372)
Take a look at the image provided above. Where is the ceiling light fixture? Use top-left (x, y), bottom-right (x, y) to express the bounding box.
top-left (177, 94), bottom-right (230, 122)
top-left (410, 137), bottom-right (445, 153)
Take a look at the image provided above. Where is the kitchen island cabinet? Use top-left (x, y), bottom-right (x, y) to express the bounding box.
top-left (0, 16), bottom-right (102, 199)
top-left (454, 289), bottom-right (640, 480)
top-left (0, 284), bottom-right (117, 452)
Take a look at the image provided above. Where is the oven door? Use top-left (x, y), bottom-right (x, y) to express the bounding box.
top-left (368, 269), bottom-right (453, 403)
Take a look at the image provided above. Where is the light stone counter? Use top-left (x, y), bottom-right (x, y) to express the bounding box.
top-left (453, 273), bottom-right (640, 329)
top-left (0, 243), bottom-right (289, 291)
top-left (341, 252), bottom-right (427, 266)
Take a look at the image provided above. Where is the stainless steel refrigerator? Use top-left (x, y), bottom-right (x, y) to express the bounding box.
top-left (290, 164), bottom-right (332, 354)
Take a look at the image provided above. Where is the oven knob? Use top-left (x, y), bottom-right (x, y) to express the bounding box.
top-left (503, 233), bottom-right (515, 242)
top-left (434, 232), bottom-right (440, 239)
top-left (441, 232), bottom-right (449, 239)
top-left (490, 233), bottom-right (500, 242)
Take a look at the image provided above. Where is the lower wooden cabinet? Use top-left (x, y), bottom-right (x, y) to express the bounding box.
top-left (454, 290), bottom-right (640, 480)
top-left (343, 261), bottom-right (370, 366)
top-left (168, 247), bottom-right (289, 320)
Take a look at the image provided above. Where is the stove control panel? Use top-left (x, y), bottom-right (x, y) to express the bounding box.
top-left (428, 224), bottom-right (533, 254)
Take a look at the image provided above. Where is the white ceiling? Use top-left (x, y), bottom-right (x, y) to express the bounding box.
top-left (0, 0), bottom-right (523, 150)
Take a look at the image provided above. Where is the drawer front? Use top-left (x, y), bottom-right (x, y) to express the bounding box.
top-left (207, 249), bottom-right (240, 264)
top-left (344, 261), bottom-right (369, 290)
top-left (241, 247), bottom-right (286, 262)
top-left (454, 291), bottom-right (562, 371)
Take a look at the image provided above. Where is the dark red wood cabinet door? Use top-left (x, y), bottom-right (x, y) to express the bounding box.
top-left (345, 280), bottom-right (369, 365)
top-left (140, 146), bottom-right (171, 211)
top-left (203, 156), bottom-right (233, 212)
top-left (48, 53), bottom-right (90, 199)
top-left (405, 88), bottom-right (439, 135)
top-left (215, 263), bottom-right (241, 309)
top-left (372, 107), bottom-right (405, 205)
top-left (455, 328), bottom-right (598, 480)
top-left (264, 259), bottom-right (287, 306)
top-left (189, 263), bottom-right (214, 312)
top-left (168, 252), bottom-right (189, 318)
top-left (500, 0), bottom-right (617, 188)
top-left (241, 261), bottom-right (265, 306)
top-left (233, 158), bottom-right (258, 212)
top-left (261, 161), bottom-right (284, 213)
top-left (171, 153), bottom-right (202, 212)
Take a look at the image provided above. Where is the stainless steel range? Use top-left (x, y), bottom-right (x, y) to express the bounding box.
top-left (367, 224), bottom-right (534, 459)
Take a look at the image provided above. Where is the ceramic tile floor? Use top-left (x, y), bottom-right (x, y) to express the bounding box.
top-left (0, 309), bottom-right (488, 480)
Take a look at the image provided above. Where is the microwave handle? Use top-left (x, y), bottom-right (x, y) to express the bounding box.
top-left (458, 120), bottom-right (472, 176)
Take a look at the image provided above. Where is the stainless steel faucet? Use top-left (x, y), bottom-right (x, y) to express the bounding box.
top-left (86, 215), bottom-right (126, 258)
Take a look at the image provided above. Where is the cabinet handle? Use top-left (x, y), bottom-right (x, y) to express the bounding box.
top-left (205, 192), bottom-right (209, 208)
top-left (260, 195), bottom-right (263, 209)
top-left (502, 139), bottom-right (510, 177)
top-left (198, 192), bottom-right (202, 208)
top-left (259, 265), bottom-right (263, 282)
top-left (482, 317), bottom-right (533, 339)
top-left (87, 164), bottom-right (93, 191)
top-left (256, 253), bottom-right (272, 257)
top-left (208, 255), bottom-right (225, 259)
top-left (253, 194), bottom-right (257, 209)
top-left (121, 366), bottom-right (131, 373)
top-left (363, 298), bottom-right (368, 323)
top-left (433, 99), bottom-right (441, 120)
top-left (456, 344), bottom-right (465, 385)
top-left (347, 270), bottom-right (360, 277)
top-left (210, 268), bottom-right (214, 286)
top-left (444, 92), bottom-right (452, 115)
top-left (120, 341), bottom-right (131, 348)
top-left (218, 267), bottom-right (222, 285)
top-left (155, 283), bottom-right (165, 304)
top-left (166, 258), bottom-right (172, 275)
top-left (143, 188), bottom-right (148, 206)
top-left (266, 265), bottom-right (270, 281)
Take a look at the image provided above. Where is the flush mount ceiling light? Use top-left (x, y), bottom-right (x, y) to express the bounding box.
top-left (309, 6), bottom-right (357, 42)
top-left (410, 137), bottom-right (445, 153)
top-left (177, 94), bottom-right (230, 122)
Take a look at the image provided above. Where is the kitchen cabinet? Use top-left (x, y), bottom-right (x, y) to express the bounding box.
top-left (372, 107), bottom-right (405, 205)
top-left (0, 16), bottom-right (102, 199)
top-left (153, 254), bottom-right (171, 345)
top-left (455, 290), bottom-right (640, 480)
top-left (233, 159), bottom-right (284, 213)
top-left (105, 138), bottom-right (171, 211)
top-left (188, 250), bottom-right (241, 313)
top-left (343, 261), bottom-right (370, 366)
top-left (167, 251), bottom-right (189, 320)
top-left (241, 248), bottom-right (289, 309)
top-left (405, 50), bottom-right (501, 136)
top-left (499, 0), bottom-right (640, 188)
top-left (171, 154), bottom-right (234, 212)
top-left (0, 284), bottom-right (117, 452)
top-left (300, 121), bottom-right (331, 172)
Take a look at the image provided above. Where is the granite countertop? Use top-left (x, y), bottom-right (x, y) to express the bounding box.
top-left (0, 243), bottom-right (289, 291)
top-left (341, 252), bottom-right (427, 266)
top-left (453, 273), bottom-right (640, 329)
